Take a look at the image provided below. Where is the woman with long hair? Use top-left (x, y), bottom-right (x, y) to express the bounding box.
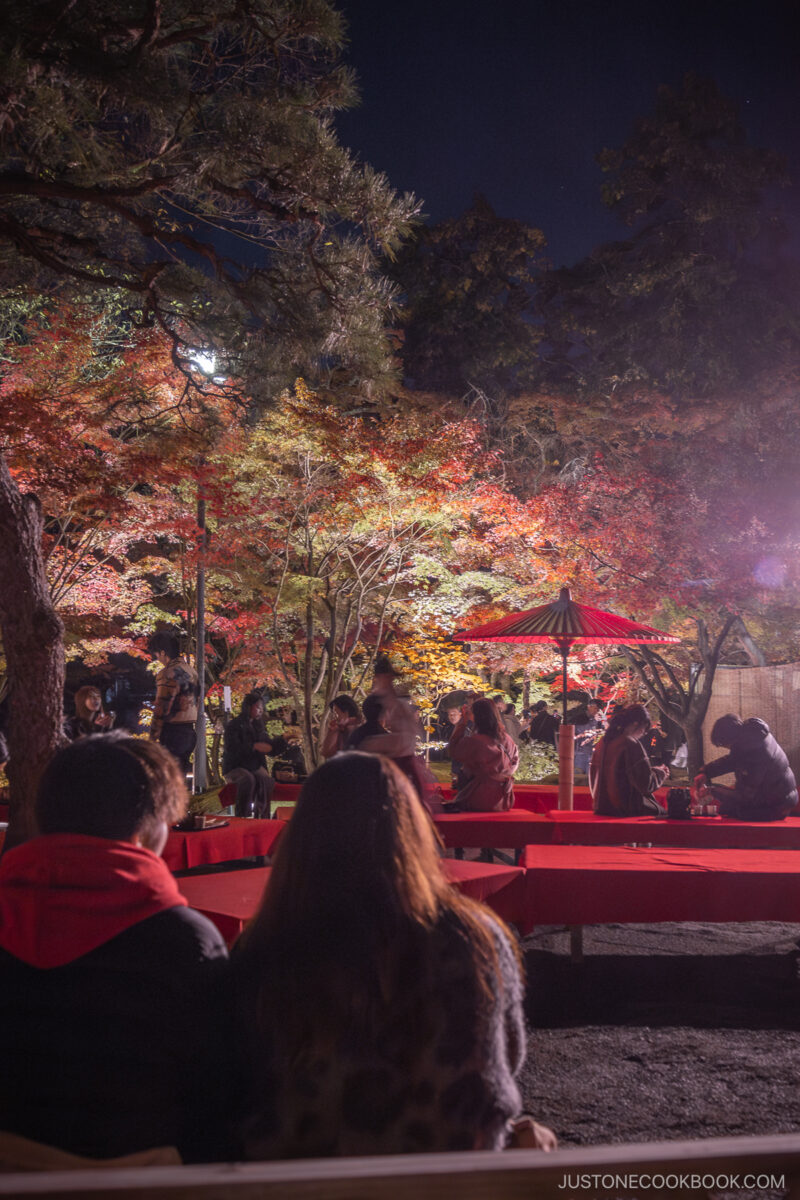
top-left (230, 753), bottom-right (553, 1158)
top-left (64, 685), bottom-right (114, 741)
top-left (447, 698), bottom-right (519, 812)
top-left (589, 703), bottom-right (669, 816)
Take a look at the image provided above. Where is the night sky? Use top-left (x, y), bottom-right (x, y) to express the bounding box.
top-left (336, 0), bottom-right (798, 267)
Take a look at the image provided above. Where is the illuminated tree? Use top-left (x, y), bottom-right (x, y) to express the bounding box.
top-left (0, 300), bottom-right (235, 835)
top-left (392, 632), bottom-right (485, 760)
top-left (205, 383), bottom-right (516, 765)
top-left (0, 0), bottom-right (418, 834)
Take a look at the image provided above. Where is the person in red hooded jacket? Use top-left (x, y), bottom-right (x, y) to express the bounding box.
top-left (0, 734), bottom-right (229, 1162)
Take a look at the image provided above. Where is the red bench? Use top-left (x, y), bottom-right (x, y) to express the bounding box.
top-left (518, 844), bottom-right (800, 936)
top-left (266, 781), bottom-right (598, 814)
top-left (177, 859), bottom-right (525, 943)
top-left (509, 784), bottom-right (594, 813)
top-left (433, 808), bottom-right (800, 855)
top-left (545, 810), bottom-right (800, 849)
top-left (434, 810), bottom-right (554, 851)
top-left (163, 817), bottom-right (287, 872)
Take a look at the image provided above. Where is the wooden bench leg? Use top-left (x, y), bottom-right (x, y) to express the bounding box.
top-left (569, 924), bottom-right (584, 963)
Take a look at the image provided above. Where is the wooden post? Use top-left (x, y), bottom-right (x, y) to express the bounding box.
top-left (569, 924), bottom-right (584, 962)
top-left (194, 487), bottom-right (207, 793)
top-left (558, 723), bottom-right (574, 810)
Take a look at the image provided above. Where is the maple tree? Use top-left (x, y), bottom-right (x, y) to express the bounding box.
top-left (0, 299), bottom-right (238, 836)
top-left (392, 632), bottom-right (485, 761)
top-left (200, 382), bottom-right (532, 766)
top-left (0, 0), bottom-right (420, 833)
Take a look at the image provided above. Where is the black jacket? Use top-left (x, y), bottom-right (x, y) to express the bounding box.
top-left (0, 907), bottom-right (230, 1162)
top-left (222, 707), bottom-right (271, 775)
top-left (704, 718), bottom-right (798, 815)
top-left (528, 711), bottom-right (559, 747)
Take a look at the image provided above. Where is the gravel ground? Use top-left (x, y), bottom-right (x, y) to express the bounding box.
top-left (517, 921), bottom-right (800, 1148)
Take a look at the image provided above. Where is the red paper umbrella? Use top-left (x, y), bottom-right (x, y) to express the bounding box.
top-left (454, 587), bottom-right (680, 723)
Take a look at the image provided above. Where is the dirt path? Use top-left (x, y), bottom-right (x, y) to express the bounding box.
top-left (517, 922), bottom-right (800, 1147)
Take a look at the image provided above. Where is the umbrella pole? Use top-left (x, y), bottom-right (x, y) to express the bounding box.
top-left (558, 646), bottom-right (574, 811)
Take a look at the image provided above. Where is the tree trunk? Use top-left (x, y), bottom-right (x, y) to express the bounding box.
top-left (0, 454), bottom-right (65, 850)
top-left (302, 600), bottom-right (317, 770)
top-left (622, 614), bottom-right (738, 784)
top-left (194, 490), bottom-right (207, 792)
top-left (731, 616), bottom-right (767, 668)
top-left (683, 714), bottom-right (706, 780)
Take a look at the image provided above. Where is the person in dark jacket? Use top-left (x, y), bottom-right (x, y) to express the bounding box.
top-left (574, 700), bottom-right (604, 775)
top-left (695, 714), bottom-right (798, 821)
top-left (0, 734), bottom-right (229, 1162)
top-left (589, 704), bottom-right (669, 816)
top-left (528, 700), bottom-right (559, 749)
top-left (222, 693), bottom-right (276, 817)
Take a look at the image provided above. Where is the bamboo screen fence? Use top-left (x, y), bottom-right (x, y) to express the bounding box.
top-left (703, 662), bottom-right (800, 782)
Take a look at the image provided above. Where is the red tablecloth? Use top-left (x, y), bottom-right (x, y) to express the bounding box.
top-left (443, 859), bottom-right (525, 924)
top-left (545, 810), bottom-right (800, 849)
top-left (270, 782), bottom-right (303, 806)
top-left (177, 859), bottom-right (525, 943)
top-left (434, 811), bottom-right (554, 849)
top-left (178, 867), bottom-right (273, 943)
top-left (518, 844), bottom-right (800, 933)
top-left (511, 785), bottom-right (594, 813)
top-left (163, 817), bottom-right (286, 872)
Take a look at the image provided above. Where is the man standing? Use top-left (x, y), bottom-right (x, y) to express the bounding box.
top-left (528, 700), bottom-right (559, 749)
top-left (148, 632), bottom-right (200, 775)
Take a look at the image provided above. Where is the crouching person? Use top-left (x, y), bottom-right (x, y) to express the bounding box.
top-left (696, 714), bottom-right (799, 822)
top-left (0, 734), bottom-right (230, 1162)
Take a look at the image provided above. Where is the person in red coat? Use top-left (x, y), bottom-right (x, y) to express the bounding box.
top-left (448, 698), bottom-right (519, 811)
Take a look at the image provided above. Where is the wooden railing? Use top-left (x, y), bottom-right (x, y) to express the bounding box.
top-left (2, 1134), bottom-right (800, 1199)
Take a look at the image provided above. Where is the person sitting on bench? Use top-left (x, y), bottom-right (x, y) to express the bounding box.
top-left (0, 734), bottom-right (229, 1162)
top-left (228, 752), bottom-right (556, 1157)
top-left (222, 692), bottom-right (276, 817)
top-left (695, 714), bottom-right (798, 822)
top-left (589, 704), bottom-right (669, 816)
top-left (448, 698), bottom-right (519, 812)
